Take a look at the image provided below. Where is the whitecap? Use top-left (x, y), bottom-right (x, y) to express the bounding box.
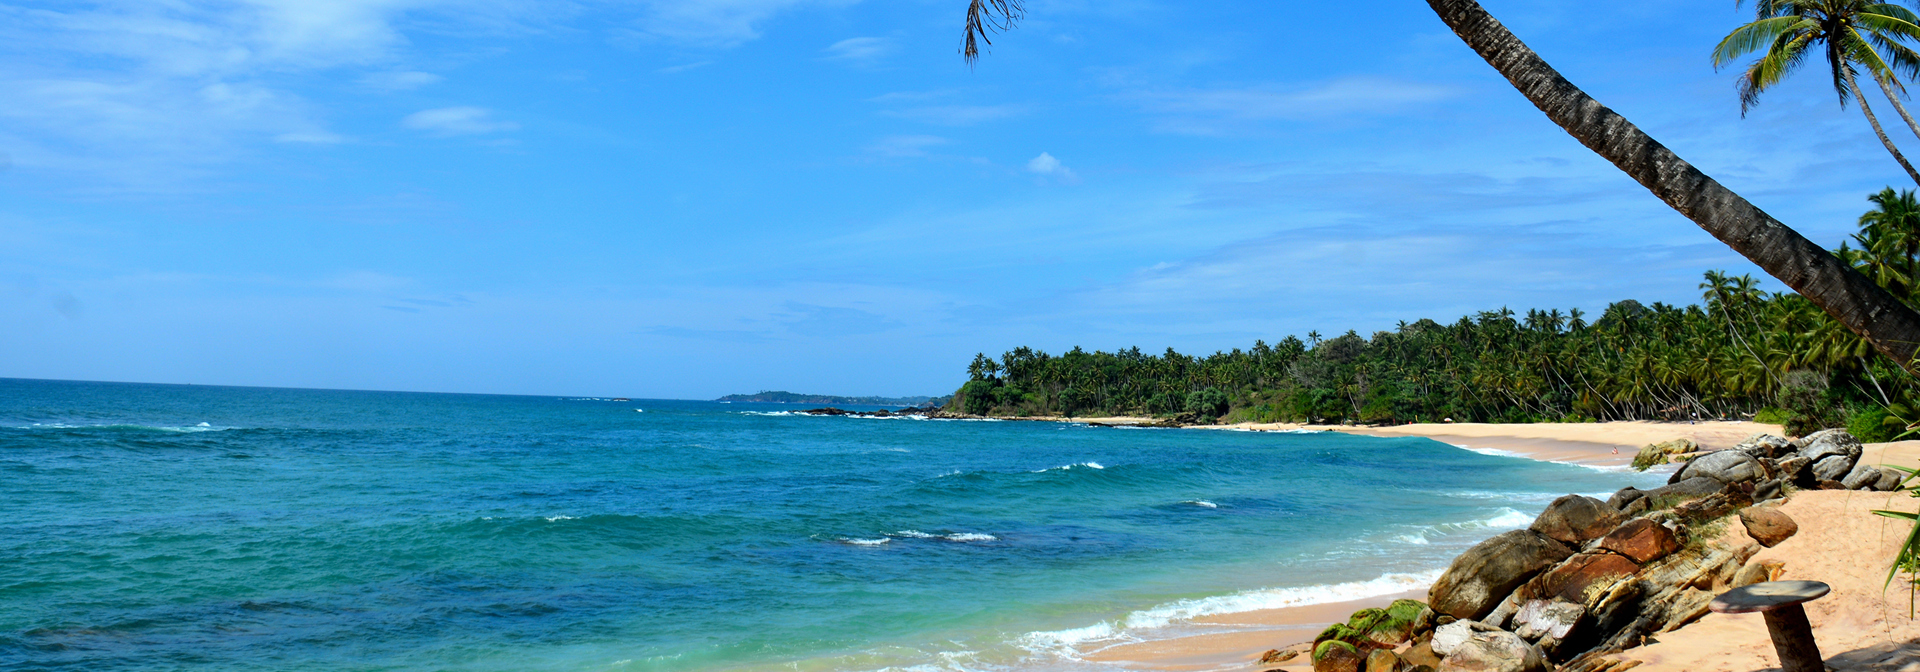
top-left (840, 537), bottom-right (891, 546)
top-left (941, 533), bottom-right (997, 542)
top-left (1182, 500), bottom-right (1220, 509)
top-left (545, 515), bottom-right (576, 522)
top-left (1033, 461), bottom-right (1105, 473)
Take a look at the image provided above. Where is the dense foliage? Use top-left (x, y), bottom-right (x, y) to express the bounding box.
top-left (948, 189), bottom-right (1920, 439)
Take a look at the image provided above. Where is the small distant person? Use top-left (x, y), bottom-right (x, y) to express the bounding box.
top-left (1611, 447), bottom-right (1619, 455)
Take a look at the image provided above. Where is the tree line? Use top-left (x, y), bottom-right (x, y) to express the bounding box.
top-left (948, 189), bottom-right (1920, 440)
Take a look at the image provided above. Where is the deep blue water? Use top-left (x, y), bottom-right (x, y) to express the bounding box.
top-left (0, 378), bottom-right (1663, 671)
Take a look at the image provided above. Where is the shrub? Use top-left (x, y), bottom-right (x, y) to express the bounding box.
top-left (1753, 407), bottom-right (1791, 425)
top-left (1850, 406), bottom-right (1896, 443)
top-left (1185, 388), bottom-right (1229, 419)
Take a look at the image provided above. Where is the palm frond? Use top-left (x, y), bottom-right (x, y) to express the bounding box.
top-left (1716, 15), bottom-right (1817, 67)
top-left (962, 0), bottom-right (1025, 66)
top-left (1740, 31), bottom-right (1817, 113)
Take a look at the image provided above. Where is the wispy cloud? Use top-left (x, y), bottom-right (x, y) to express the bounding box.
top-left (359, 71), bottom-right (444, 92)
top-left (657, 60), bottom-right (714, 74)
top-left (824, 36), bottom-right (891, 63)
top-left (402, 106), bottom-right (519, 136)
top-left (623, 0), bottom-right (858, 47)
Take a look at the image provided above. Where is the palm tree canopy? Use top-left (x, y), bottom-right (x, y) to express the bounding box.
top-left (1712, 0), bottom-right (1920, 113)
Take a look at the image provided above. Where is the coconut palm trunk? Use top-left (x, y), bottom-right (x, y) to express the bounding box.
top-left (1875, 74), bottom-right (1920, 145)
top-left (1425, 0), bottom-right (1920, 370)
top-left (1841, 65), bottom-right (1920, 184)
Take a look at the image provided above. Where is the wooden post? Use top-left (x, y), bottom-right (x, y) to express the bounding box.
top-left (1709, 580), bottom-right (1831, 672)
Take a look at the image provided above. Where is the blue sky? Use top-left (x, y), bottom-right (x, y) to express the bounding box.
top-left (0, 0), bottom-right (1912, 399)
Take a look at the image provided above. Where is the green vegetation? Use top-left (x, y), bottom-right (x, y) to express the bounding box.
top-left (947, 192), bottom-right (1920, 431)
top-left (717, 391), bottom-right (950, 406)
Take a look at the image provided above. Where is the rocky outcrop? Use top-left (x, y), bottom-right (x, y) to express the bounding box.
top-left (1673, 450), bottom-right (1768, 484)
top-left (1315, 640), bottom-right (1366, 672)
top-left (1531, 495), bottom-right (1624, 545)
top-left (1631, 439), bottom-right (1696, 471)
top-left (1812, 455), bottom-right (1855, 482)
top-left (1797, 429), bottom-right (1862, 463)
top-left (1436, 628), bottom-right (1549, 672)
top-left (1638, 477), bottom-right (1726, 504)
top-left (1430, 531), bottom-right (1575, 620)
top-left (1519, 552), bottom-right (1640, 604)
top-left (1597, 519), bottom-right (1680, 564)
top-left (1735, 434), bottom-right (1793, 459)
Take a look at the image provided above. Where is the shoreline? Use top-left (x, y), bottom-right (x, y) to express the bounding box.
top-left (1035, 420), bottom-right (1784, 672)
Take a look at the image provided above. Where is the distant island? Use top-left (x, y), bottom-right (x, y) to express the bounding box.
top-left (716, 391), bottom-right (950, 407)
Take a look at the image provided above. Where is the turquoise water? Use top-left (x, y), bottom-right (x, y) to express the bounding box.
top-left (0, 378), bottom-right (1663, 672)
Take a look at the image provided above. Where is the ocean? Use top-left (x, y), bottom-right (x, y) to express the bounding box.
top-left (0, 378), bottom-right (1664, 672)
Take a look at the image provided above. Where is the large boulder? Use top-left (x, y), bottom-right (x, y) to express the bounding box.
top-left (1798, 429), bottom-right (1862, 463)
top-left (1519, 551), bottom-right (1642, 604)
top-left (1430, 620), bottom-right (1493, 657)
top-left (1366, 649), bottom-right (1403, 672)
top-left (1604, 487), bottom-right (1646, 511)
top-left (1675, 450), bottom-right (1769, 484)
top-left (1736, 434), bottom-right (1793, 459)
top-left (1598, 518), bottom-right (1682, 564)
top-left (1812, 455), bottom-right (1855, 482)
top-left (1436, 629), bottom-right (1550, 672)
top-left (1531, 495), bottom-right (1625, 545)
top-left (1430, 531), bottom-right (1575, 620)
top-left (1737, 506), bottom-right (1799, 547)
top-left (1638, 477), bottom-right (1727, 507)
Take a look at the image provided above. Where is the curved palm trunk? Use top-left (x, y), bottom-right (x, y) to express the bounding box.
top-left (1874, 74), bottom-right (1920, 148)
top-left (1426, 0), bottom-right (1920, 372)
top-left (1843, 67), bottom-right (1920, 185)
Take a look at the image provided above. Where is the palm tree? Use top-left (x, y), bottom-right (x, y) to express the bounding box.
top-left (1860, 187), bottom-right (1920, 291)
top-left (1712, 0), bottom-right (1920, 184)
top-left (957, 0), bottom-right (1920, 372)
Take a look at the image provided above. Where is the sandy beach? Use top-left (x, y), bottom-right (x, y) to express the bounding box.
top-left (1065, 420), bottom-right (1920, 672)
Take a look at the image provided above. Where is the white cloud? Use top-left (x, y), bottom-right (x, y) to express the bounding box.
top-left (1026, 151), bottom-right (1079, 184)
top-left (359, 70), bottom-right (444, 91)
top-left (402, 106), bottom-right (519, 136)
top-left (824, 36), bottom-right (891, 62)
top-left (1027, 152), bottom-right (1061, 174)
top-left (656, 60), bottom-right (714, 74)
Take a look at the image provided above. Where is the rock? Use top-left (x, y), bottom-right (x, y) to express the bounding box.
top-left (1632, 439), bottom-right (1696, 471)
top-left (1401, 641), bottom-right (1441, 668)
top-left (1637, 477), bottom-right (1726, 508)
top-left (1736, 434), bottom-right (1793, 459)
top-left (1732, 559), bottom-right (1784, 588)
top-left (1315, 640), bottom-right (1366, 672)
top-left (1261, 648), bottom-right (1300, 664)
top-left (1812, 455), bottom-right (1855, 482)
top-left (1798, 429), bottom-right (1863, 463)
top-left (1436, 629), bottom-right (1550, 672)
top-left (1773, 456), bottom-right (1812, 484)
top-left (1367, 648), bottom-right (1403, 672)
top-left (1605, 487), bottom-right (1646, 512)
top-left (1430, 531), bottom-right (1575, 620)
top-left (1520, 551), bottom-right (1641, 604)
top-left (1672, 489), bottom-right (1751, 522)
top-left (1598, 518), bottom-right (1682, 564)
top-left (1531, 495), bottom-right (1625, 545)
top-left (1751, 478), bottom-right (1783, 503)
top-left (1738, 506), bottom-right (1799, 547)
top-left (1431, 620), bottom-right (1496, 656)
top-left (1877, 468), bottom-right (1907, 492)
top-left (1675, 450), bottom-right (1769, 484)
top-left (1512, 599), bottom-right (1585, 641)
top-left (1512, 599), bottom-right (1588, 659)
top-left (1843, 461), bottom-right (1885, 490)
